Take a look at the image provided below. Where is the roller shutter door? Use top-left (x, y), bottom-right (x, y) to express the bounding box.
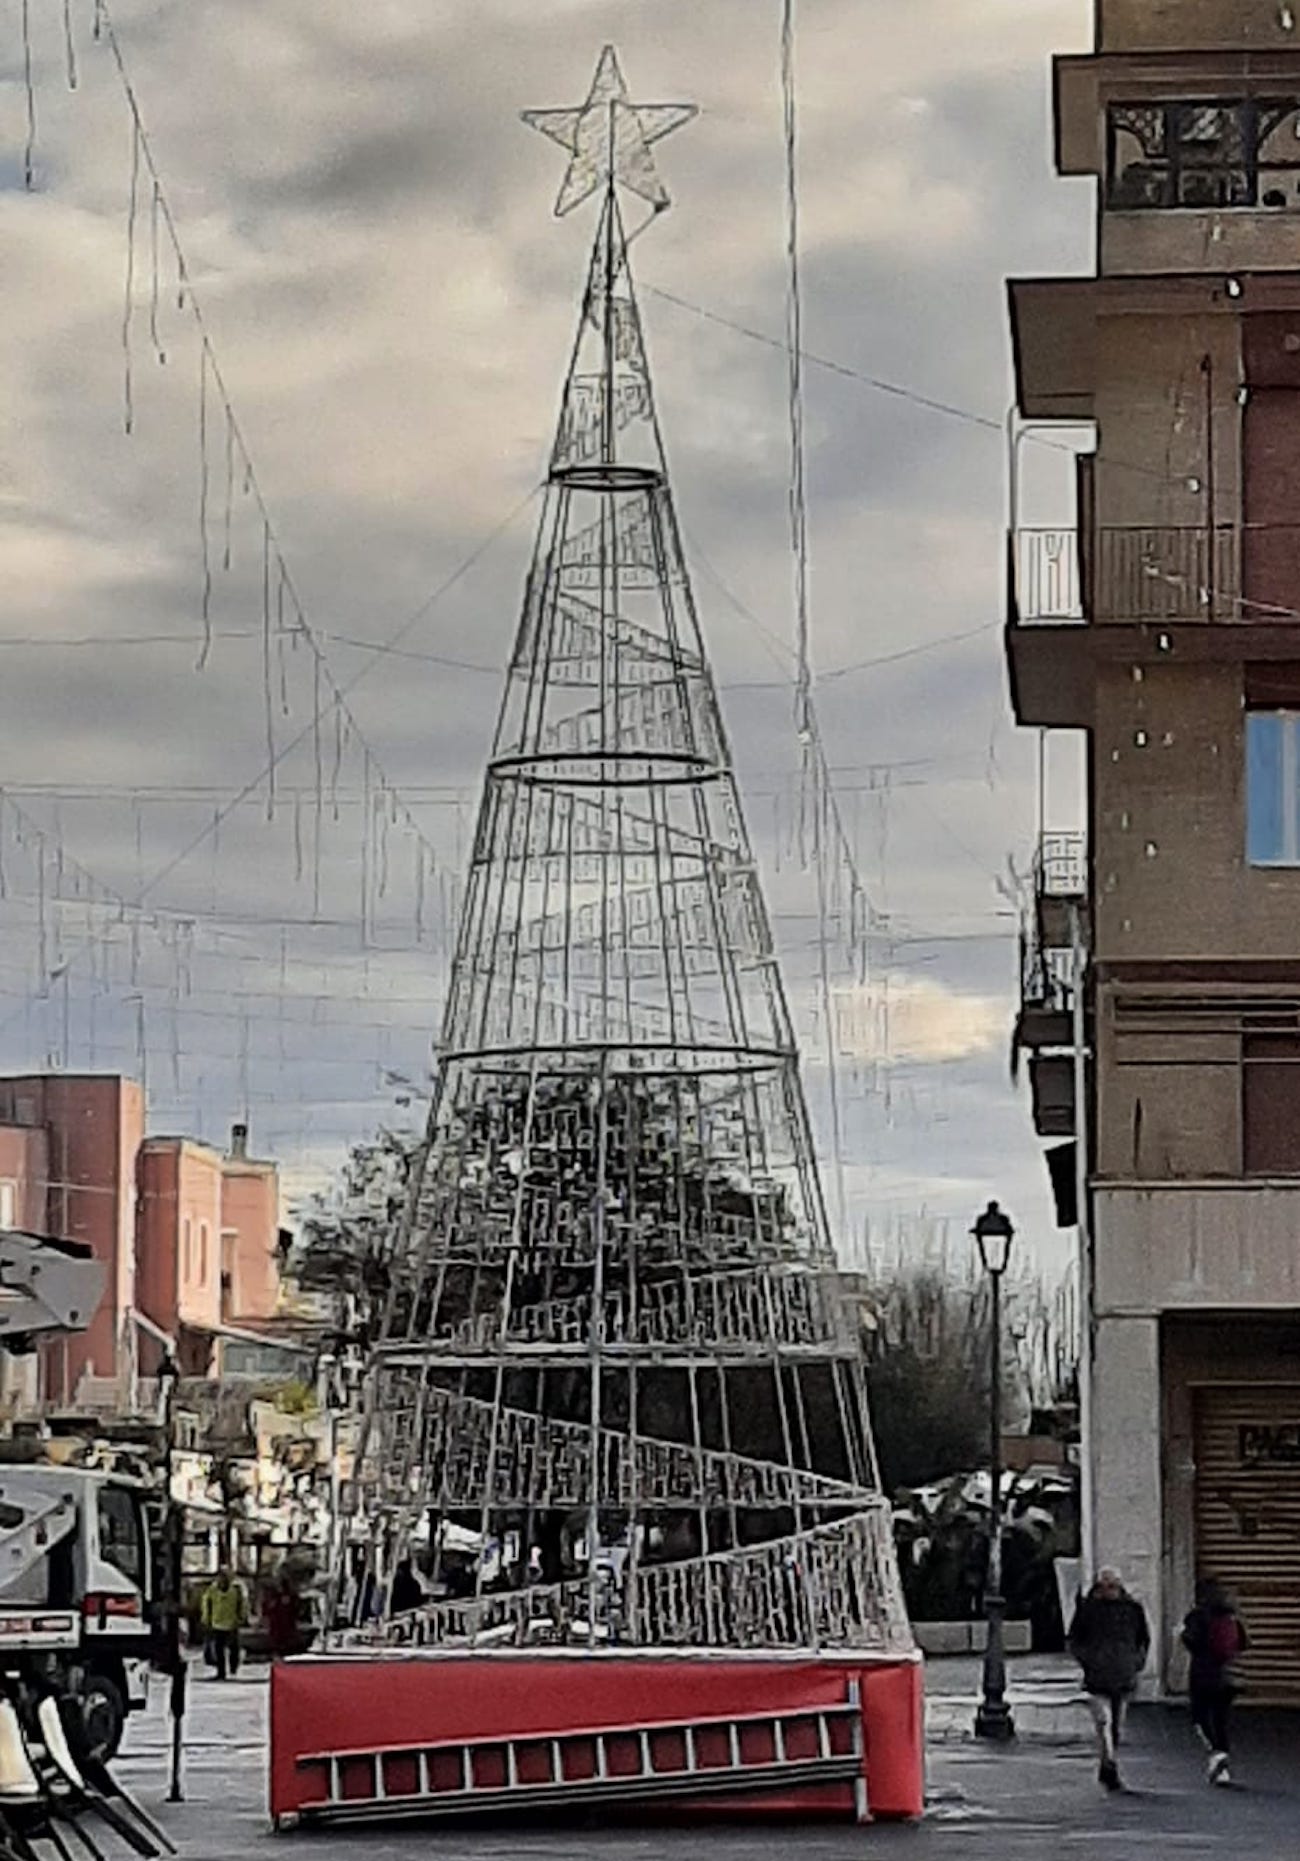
top-left (1194, 1386), bottom-right (1300, 1705)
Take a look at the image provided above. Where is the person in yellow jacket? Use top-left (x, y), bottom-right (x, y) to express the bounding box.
top-left (200, 1567), bottom-right (248, 1680)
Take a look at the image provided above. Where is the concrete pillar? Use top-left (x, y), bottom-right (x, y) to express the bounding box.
top-left (1091, 1313), bottom-right (1162, 1684)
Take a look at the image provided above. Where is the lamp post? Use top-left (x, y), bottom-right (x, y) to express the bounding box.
top-left (972, 1200), bottom-right (1016, 1743)
top-left (156, 1350), bottom-right (186, 1801)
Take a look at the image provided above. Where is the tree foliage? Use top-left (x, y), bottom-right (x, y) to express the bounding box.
top-left (866, 1267), bottom-right (993, 1494)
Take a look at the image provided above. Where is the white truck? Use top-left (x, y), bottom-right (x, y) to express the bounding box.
top-left (0, 1465), bottom-right (156, 1760)
top-left (0, 1231), bottom-right (160, 1759)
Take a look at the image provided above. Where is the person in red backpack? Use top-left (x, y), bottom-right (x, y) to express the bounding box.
top-left (1182, 1576), bottom-right (1248, 1786)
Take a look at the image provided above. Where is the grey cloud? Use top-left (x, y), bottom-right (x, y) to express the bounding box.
top-left (0, 0), bottom-right (1087, 1269)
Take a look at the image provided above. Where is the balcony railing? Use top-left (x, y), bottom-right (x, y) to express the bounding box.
top-left (1014, 529), bottom-right (1082, 621)
top-left (1012, 525), bottom-right (1267, 625)
top-left (1037, 830), bottom-right (1086, 900)
top-left (1021, 936), bottom-right (1075, 1016)
top-left (1019, 831), bottom-right (1087, 1018)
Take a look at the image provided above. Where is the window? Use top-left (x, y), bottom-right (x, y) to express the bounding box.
top-left (1246, 711), bottom-right (1300, 863)
top-left (96, 1485), bottom-right (145, 1590)
top-left (199, 1222), bottom-right (208, 1285)
top-left (1244, 1034), bottom-right (1300, 1173)
top-left (0, 1181), bottom-right (15, 1229)
top-left (183, 1217), bottom-right (192, 1281)
top-left (1108, 99), bottom-right (1300, 211)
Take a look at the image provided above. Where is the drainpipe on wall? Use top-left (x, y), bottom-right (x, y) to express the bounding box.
top-left (1070, 899), bottom-right (1095, 1580)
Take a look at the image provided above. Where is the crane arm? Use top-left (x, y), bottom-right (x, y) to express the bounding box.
top-left (0, 1230), bottom-right (104, 1349)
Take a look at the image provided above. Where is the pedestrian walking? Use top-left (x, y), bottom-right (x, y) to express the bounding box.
top-left (262, 1570), bottom-right (303, 1661)
top-left (200, 1567), bottom-right (248, 1680)
top-left (1067, 1567), bottom-right (1150, 1791)
top-left (1182, 1576), bottom-right (1248, 1787)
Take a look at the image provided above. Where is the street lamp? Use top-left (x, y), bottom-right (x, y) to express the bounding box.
top-left (971, 1200), bottom-right (1016, 1743)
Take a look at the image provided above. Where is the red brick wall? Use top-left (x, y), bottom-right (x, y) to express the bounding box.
top-left (136, 1139), bottom-right (223, 1368)
top-left (136, 1144), bottom-right (180, 1341)
top-left (0, 1076), bottom-right (142, 1401)
top-left (0, 1124), bottom-right (49, 1232)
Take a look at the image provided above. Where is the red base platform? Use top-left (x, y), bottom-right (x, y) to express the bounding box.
top-left (269, 1650), bottom-right (924, 1829)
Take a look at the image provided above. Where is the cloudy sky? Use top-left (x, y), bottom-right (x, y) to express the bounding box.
top-left (0, 0), bottom-right (1096, 1276)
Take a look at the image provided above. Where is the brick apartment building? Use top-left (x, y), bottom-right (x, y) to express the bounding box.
top-left (0, 1077), bottom-right (283, 1403)
top-left (1010, 0), bottom-right (1300, 1700)
top-left (138, 1121), bottom-right (284, 1377)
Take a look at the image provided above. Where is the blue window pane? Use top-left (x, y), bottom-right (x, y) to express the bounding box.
top-left (1247, 712), bottom-right (1285, 863)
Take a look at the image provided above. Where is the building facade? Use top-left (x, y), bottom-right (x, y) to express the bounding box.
top-left (219, 1123), bottom-right (283, 1327)
top-left (137, 1136), bottom-right (226, 1372)
top-left (137, 1124), bottom-right (285, 1372)
top-left (0, 1077), bottom-right (284, 1406)
top-left (0, 1075), bottom-right (145, 1403)
top-left (1010, 0), bottom-right (1300, 1701)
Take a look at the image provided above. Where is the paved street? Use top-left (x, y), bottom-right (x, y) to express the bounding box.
top-left (111, 1667), bottom-right (1300, 1858)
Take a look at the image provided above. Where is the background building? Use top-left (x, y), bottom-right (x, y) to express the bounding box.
top-left (1009, 0), bottom-right (1300, 1701)
top-left (220, 1123), bottom-right (284, 1328)
top-left (0, 1074), bottom-right (144, 1404)
top-left (0, 1075), bottom-right (285, 1409)
top-left (137, 1135), bottom-right (226, 1374)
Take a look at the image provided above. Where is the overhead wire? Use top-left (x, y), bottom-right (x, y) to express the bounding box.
top-left (643, 289), bottom-right (1207, 493)
top-left (90, 0), bottom-right (538, 889)
top-left (646, 281), bottom-right (1007, 437)
top-left (0, 475), bottom-right (534, 1050)
top-left (20, 0), bottom-right (35, 187)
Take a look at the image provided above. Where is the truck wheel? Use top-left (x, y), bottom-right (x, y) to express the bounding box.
top-left (80, 1673), bottom-right (127, 1764)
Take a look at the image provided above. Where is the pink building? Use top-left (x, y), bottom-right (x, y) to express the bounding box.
top-left (136, 1137), bottom-right (225, 1376)
top-left (0, 1076), bottom-right (284, 1402)
top-left (135, 1124), bottom-right (283, 1373)
top-left (220, 1123), bottom-right (282, 1326)
top-left (0, 1123), bottom-right (50, 1232)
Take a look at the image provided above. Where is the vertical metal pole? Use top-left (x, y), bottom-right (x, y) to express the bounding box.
top-left (990, 1273), bottom-right (1003, 1599)
top-left (601, 116), bottom-right (617, 469)
top-left (587, 1050), bottom-right (611, 1645)
top-left (1070, 900), bottom-right (1094, 1580)
top-left (162, 1369), bottom-right (186, 1803)
top-left (1202, 351), bottom-right (1217, 620)
top-left (327, 1402), bottom-right (340, 1602)
top-left (975, 1267), bottom-right (1013, 1741)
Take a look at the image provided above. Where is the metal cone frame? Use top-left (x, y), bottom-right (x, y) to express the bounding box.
top-left (334, 51), bottom-right (911, 1673)
top-left (272, 55), bottom-right (923, 1835)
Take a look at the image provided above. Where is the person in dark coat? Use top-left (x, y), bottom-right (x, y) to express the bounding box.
top-left (262, 1571), bottom-right (302, 1661)
top-left (389, 1558), bottom-right (424, 1616)
top-left (1067, 1567), bottom-right (1150, 1791)
top-left (1182, 1576), bottom-right (1248, 1786)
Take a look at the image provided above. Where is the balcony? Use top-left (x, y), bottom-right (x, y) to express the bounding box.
top-left (1011, 834), bottom-right (1090, 1143)
top-left (1014, 833), bottom-right (1089, 1141)
top-left (1017, 831), bottom-right (1087, 1056)
top-left (1012, 526), bottom-right (1246, 626)
top-left (1036, 830), bottom-right (1087, 948)
top-left (1007, 523), bottom-right (1300, 726)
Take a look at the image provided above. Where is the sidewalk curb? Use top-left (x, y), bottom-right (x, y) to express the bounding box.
top-left (926, 1694), bottom-right (1092, 1745)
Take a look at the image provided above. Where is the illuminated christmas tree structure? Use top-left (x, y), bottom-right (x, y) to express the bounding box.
top-left (345, 46), bottom-right (911, 1661)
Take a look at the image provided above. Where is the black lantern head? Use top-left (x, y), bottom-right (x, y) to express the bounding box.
top-left (971, 1200), bottom-right (1015, 1278)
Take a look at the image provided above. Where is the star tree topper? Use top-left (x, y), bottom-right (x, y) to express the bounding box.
top-left (523, 46), bottom-right (696, 218)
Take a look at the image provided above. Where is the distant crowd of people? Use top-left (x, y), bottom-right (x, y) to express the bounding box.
top-left (1068, 1568), bottom-right (1248, 1791)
